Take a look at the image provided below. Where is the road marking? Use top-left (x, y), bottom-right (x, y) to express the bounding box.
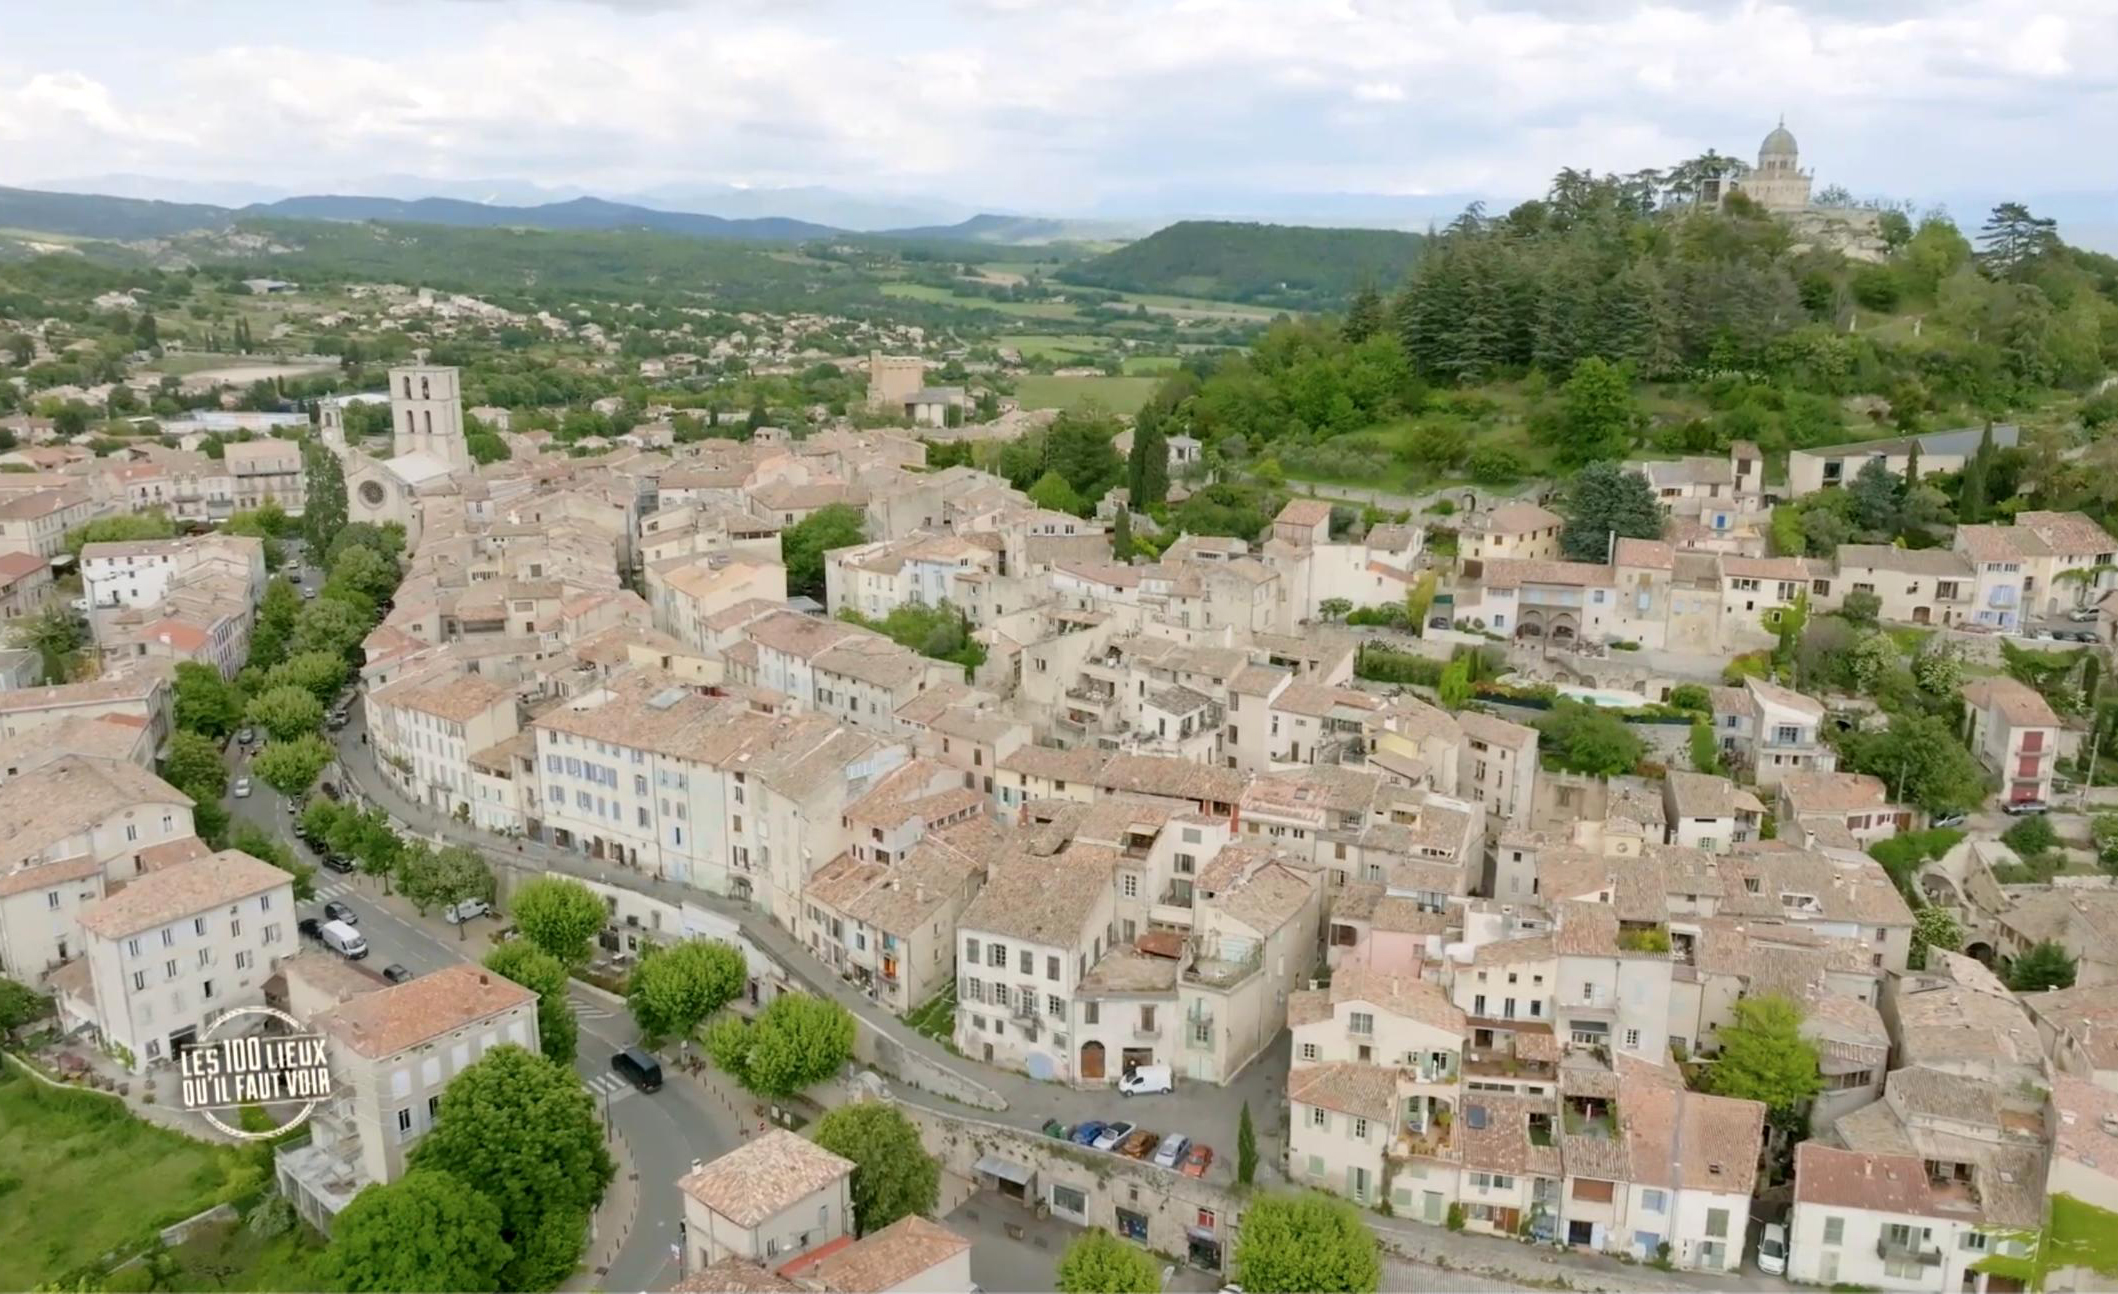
top-left (316, 883), bottom-right (354, 901)
top-left (571, 1000), bottom-right (618, 1020)
top-left (583, 1072), bottom-right (635, 1102)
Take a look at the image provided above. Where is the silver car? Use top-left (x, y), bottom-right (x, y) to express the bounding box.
top-left (1091, 1121), bottom-right (1134, 1152)
top-left (1152, 1134), bottom-right (1190, 1169)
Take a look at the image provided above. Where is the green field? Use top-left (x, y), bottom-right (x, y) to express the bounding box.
top-left (1121, 355), bottom-right (1182, 375)
top-left (1015, 374), bottom-right (1161, 415)
top-left (1109, 290), bottom-right (1280, 321)
top-left (1000, 333), bottom-right (1112, 363)
top-left (878, 281), bottom-right (1082, 320)
top-left (0, 1061), bottom-right (279, 1288)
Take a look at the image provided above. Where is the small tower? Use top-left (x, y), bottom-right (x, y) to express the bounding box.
top-left (1737, 117), bottom-right (1813, 213)
top-left (388, 364), bottom-right (468, 472)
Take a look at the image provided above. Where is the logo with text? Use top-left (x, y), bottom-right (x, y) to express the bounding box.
top-left (179, 1004), bottom-right (333, 1141)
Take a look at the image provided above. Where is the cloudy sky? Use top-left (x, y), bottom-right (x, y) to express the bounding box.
top-left (2, 0), bottom-right (2112, 222)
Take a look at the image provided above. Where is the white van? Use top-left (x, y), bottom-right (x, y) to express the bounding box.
top-left (1118, 1063), bottom-right (1174, 1096)
top-left (320, 919), bottom-right (369, 960)
top-left (444, 898), bottom-right (490, 925)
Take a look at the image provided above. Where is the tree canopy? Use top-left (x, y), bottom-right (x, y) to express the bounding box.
top-left (1558, 462), bottom-right (1661, 561)
top-left (1698, 995), bottom-right (1819, 1132)
top-left (1056, 1229), bottom-right (1162, 1294)
top-left (509, 876), bottom-right (605, 968)
top-left (703, 991), bottom-right (854, 1098)
top-left (2007, 940), bottom-right (2079, 992)
top-left (627, 939), bottom-right (747, 1040)
top-left (1535, 700), bottom-right (1645, 777)
top-left (780, 503), bottom-right (867, 600)
top-left (482, 942), bottom-right (578, 1066)
top-left (1232, 1192), bottom-right (1382, 1294)
top-left (809, 1103), bottom-right (940, 1237)
top-left (253, 734), bottom-right (333, 800)
top-left (316, 1170), bottom-right (512, 1293)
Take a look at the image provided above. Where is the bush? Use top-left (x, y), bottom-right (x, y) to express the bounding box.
top-left (2001, 814), bottom-right (2058, 858)
top-left (1354, 643), bottom-right (1444, 687)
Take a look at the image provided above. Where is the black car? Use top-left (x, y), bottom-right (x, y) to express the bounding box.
top-left (323, 900), bottom-right (357, 924)
top-left (381, 964), bottom-right (413, 984)
top-left (320, 853), bottom-right (358, 874)
top-left (297, 916), bottom-right (322, 941)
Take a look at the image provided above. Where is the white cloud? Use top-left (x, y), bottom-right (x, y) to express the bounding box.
top-left (3, 0), bottom-right (2113, 214)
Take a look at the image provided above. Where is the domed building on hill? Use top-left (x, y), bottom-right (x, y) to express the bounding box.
top-left (1735, 118), bottom-right (1814, 213)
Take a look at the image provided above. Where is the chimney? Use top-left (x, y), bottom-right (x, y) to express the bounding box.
top-left (478, 973), bottom-right (489, 986)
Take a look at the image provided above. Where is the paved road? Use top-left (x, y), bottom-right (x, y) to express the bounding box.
top-left (222, 751), bottom-right (736, 1291)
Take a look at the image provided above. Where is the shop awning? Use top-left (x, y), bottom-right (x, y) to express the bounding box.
top-left (1186, 1224), bottom-right (1219, 1242)
top-left (973, 1155), bottom-right (1034, 1186)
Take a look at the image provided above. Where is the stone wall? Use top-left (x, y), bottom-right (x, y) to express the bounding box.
top-left (855, 1025), bottom-right (1006, 1112)
top-left (895, 1101), bottom-right (1238, 1273)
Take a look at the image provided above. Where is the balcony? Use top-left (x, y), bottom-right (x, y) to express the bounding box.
top-left (1132, 1022), bottom-right (1161, 1040)
top-left (1567, 996), bottom-right (1617, 1018)
top-left (1876, 1237), bottom-right (1943, 1266)
top-left (1065, 683), bottom-right (1117, 708)
top-left (1464, 1046), bottom-right (1557, 1082)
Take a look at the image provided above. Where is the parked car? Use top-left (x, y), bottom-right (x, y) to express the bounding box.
top-left (1931, 812), bottom-right (1968, 828)
top-left (1119, 1062), bottom-right (1174, 1096)
top-left (237, 727), bottom-right (256, 746)
top-left (1757, 1222), bottom-right (1788, 1276)
top-left (2070, 606), bottom-right (2101, 623)
top-left (1181, 1143), bottom-right (1213, 1178)
top-left (1119, 1130), bottom-right (1160, 1159)
top-left (232, 777), bottom-right (252, 799)
top-left (319, 919), bottom-right (368, 960)
top-left (1070, 1121), bottom-right (1108, 1147)
top-left (320, 853), bottom-right (357, 874)
top-left (297, 916), bottom-right (322, 941)
top-left (1091, 1121), bottom-right (1134, 1152)
top-left (1153, 1134), bottom-right (1191, 1170)
top-left (443, 897), bottom-right (491, 924)
top-left (381, 964), bottom-right (413, 984)
top-left (302, 587), bottom-right (317, 600)
top-left (2003, 799), bottom-right (2050, 816)
top-left (323, 900), bottom-right (357, 925)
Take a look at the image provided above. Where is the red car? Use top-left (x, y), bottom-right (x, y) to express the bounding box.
top-left (1181, 1143), bottom-right (1213, 1177)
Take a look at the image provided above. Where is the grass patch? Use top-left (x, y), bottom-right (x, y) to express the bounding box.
top-left (905, 986), bottom-right (957, 1045)
top-left (1014, 374), bottom-right (1160, 415)
top-left (1885, 626), bottom-right (1934, 655)
top-left (1120, 355), bottom-right (1182, 375)
top-left (159, 1216), bottom-right (324, 1292)
top-left (0, 1058), bottom-right (270, 1288)
top-left (998, 333), bottom-right (1111, 363)
top-left (878, 282), bottom-right (1082, 320)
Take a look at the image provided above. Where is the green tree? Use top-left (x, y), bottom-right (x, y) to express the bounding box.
top-left (1128, 406), bottom-right (1170, 508)
top-left (705, 992), bottom-right (854, 1098)
top-left (246, 684), bottom-right (325, 742)
top-left (1232, 1192), bottom-right (1382, 1294)
top-left (248, 579), bottom-right (302, 671)
top-left (1699, 995), bottom-right (1819, 1136)
top-left (1849, 457), bottom-right (1904, 533)
top-left (1405, 570), bottom-right (1437, 633)
top-left (1910, 907), bottom-right (1963, 972)
top-left (627, 939), bottom-right (748, 1040)
top-left (1236, 1101), bottom-right (1258, 1186)
top-left (231, 822), bottom-right (317, 902)
top-left (810, 1103), bottom-right (941, 1237)
top-left (253, 734), bottom-right (333, 800)
top-left (327, 543), bottom-right (399, 604)
top-left (9, 604), bottom-right (87, 683)
top-left (1028, 470), bottom-right (1087, 516)
top-left (162, 730), bottom-right (229, 801)
top-left (64, 511), bottom-right (176, 561)
top-left (410, 1045), bottom-right (613, 1291)
top-left (2002, 813), bottom-right (2058, 859)
top-left (1558, 461), bottom-right (1661, 562)
top-left (0, 975), bottom-right (54, 1031)
top-left (1835, 712), bottom-right (1986, 815)
top-left (1839, 588), bottom-right (1883, 627)
top-left (1055, 1229), bottom-right (1162, 1294)
top-left (1689, 718), bottom-right (1722, 774)
top-left (1341, 284), bottom-right (1387, 345)
top-left (1976, 202), bottom-right (2060, 280)
top-left (482, 942), bottom-right (577, 1066)
top-left (510, 876), bottom-right (606, 968)
top-left (401, 845), bottom-right (496, 937)
top-left (2007, 940), bottom-right (2078, 992)
top-left (263, 650), bottom-right (350, 704)
top-left (1550, 356), bottom-right (1639, 467)
top-left (302, 439), bottom-right (348, 553)
top-left (315, 1169), bottom-right (512, 1293)
top-left (1437, 657), bottom-right (1473, 710)
top-left (2093, 813), bottom-right (2118, 882)
top-left (1536, 700), bottom-right (1645, 777)
top-left (1111, 507), bottom-right (1134, 560)
top-left (780, 503), bottom-right (867, 600)
top-left (294, 598), bottom-right (370, 659)
top-left (173, 661), bottom-right (244, 738)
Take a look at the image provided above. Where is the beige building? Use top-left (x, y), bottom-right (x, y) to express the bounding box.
top-left (1706, 676), bottom-right (1836, 789)
top-left (367, 663), bottom-right (520, 817)
top-left (223, 438), bottom-right (307, 514)
top-left (278, 963), bottom-right (539, 1232)
top-left (0, 551), bottom-right (54, 623)
top-left (0, 669), bottom-right (173, 752)
top-left (62, 849), bottom-right (295, 1070)
top-left (1459, 501), bottom-right (1563, 570)
top-left (1661, 772), bottom-right (1764, 853)
top-left (679, 1130), bottom-right (855, 1272)
top-left (1788, 424), bottom-right (2017, 501)
top-left (0, 755), bottom-right (197, 981)
top-left (1789, 1141), bottom-right (2032, 1293)
top-left (0, 488), bottom-right (99, 559)
top-left (647, 554), bottom-right (789, 650)
top-left (1961, 675), bottom-right (2062, 806)
top-left (954, 859), bottom-right (1116, 1083)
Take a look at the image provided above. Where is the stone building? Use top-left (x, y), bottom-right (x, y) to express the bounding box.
top-left (1736, 119), bottom-right (1813, 212)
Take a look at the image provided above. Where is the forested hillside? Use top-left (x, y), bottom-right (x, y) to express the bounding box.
top-left (1059, 220), bottom-right (1423, 309)
top-left (1133, 174), bottom-right (2118, 496)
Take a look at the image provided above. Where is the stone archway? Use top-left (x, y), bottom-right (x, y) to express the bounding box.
top-left (1080, 1040), bottom-right (1106, 1081)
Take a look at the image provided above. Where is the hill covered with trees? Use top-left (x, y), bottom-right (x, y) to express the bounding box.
top-left (1059, 220), bottom-right (1423, 309)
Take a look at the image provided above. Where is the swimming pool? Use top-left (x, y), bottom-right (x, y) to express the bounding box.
top-left (1558, 685), bottom-right (1649, 709)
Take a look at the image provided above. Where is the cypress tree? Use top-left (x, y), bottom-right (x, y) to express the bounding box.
top-left (1236, 1101), bottom-right (1258, 1186)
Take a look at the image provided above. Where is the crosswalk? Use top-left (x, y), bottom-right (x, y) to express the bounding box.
top-left (315, 881), bottom-right (358, 904)
top-left (581, 1071), bottom-right (635, 1103)
top-left (569, 998), bottom-right (618, 1021)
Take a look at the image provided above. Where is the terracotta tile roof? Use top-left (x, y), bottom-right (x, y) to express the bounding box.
top-left (134, 836), bottom-right (214, 872)
top-left (1480, 558), bottom-right (1614, 589)
top-left (1330, 966), bottom-right (1465, 1033)
top-left (2017, 509), bottom-right (2117, 557)
top-left (313, 963), bottom-right (535, 1059)
top-left (1468, 502), bottom-right (1561, 535)
top-left (1777, 771), bottom-right (1889, 815)
top-left (1275, 498), bottom-right (1334, 528)
top-left (671, 1259), bottom-right (803, 1293)
top-left (1665, 771), bottom-right (1762, 819)
top-left (0, 550), bottom-right (49, 581)
top-left (1623, 1084), bottom-right (1765, 1197)
top-left (1836, 544), bottom-right (1973, 578)
top-left (804, 1215), bottom-right (970, 1293)
top-left (1961, 676), bottom-right (2061, 728)
top-left (1287, 988), bottom-right (1331, 1028)
top-left (959, 859), bottom-right (1108, 948)
top-left (0, 853), bottom-right (101, 898)
top-left (2022, 984), bottom-right (2118, 1069)
top-left (1613, 537), bottom-right (1674, 570)
top-left (1457, 710), bottom-right (1537, 751)
top-left (77, 849), bottom-right (289, 939)
top-left (1459, 1091), bottom-right (1561, 1178)
top-left (1286, 1061), bottom-right (1396, 1121)
top-left (678, 1130), bottom-right (854, 1227)
top-left (1792, 1142), bottom-right (1969, 1217)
